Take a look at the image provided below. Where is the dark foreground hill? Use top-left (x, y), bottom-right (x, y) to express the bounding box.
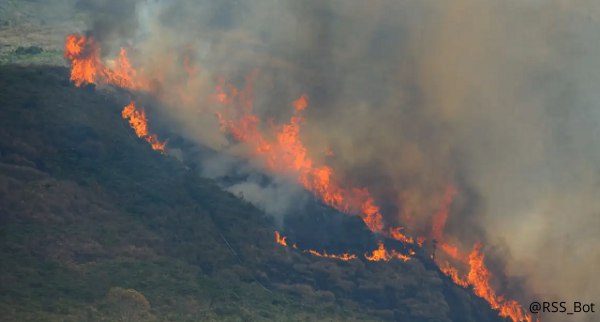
top-left (0, 65), bottom-right (505, 321)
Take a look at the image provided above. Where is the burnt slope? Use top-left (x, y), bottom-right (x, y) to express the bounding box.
top-left (0, 65), bottom-right (505, 322)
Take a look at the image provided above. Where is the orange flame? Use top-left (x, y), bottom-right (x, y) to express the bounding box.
top-left (387, 226), bottom-right (414, 244)
top-left (64, 34), bottom-right (101, 87)
top-left (64, 34), bottom-right (148, 90)
top-left (306, 249), bottom-right (357, 261)
top-left (64, 35), bottom-right (534, 322)
top-left (431, 184), bottom-right (458, 241)
top-left (365, 241), bottom-right (411, 262)
top-left (274, 231), bottom-right (287, 247)
top-left (434, 241), bottom-right (534, 322)
top-left (274, 231), bottom-right (356, 261)
top-left (425, 186), bottom-right (533, 322)
top-left (121, 101), bottom-right (166, 153)
top-left (439, 242), bottom-right (466, 262)
top-left (467, 243), bottom-right (533, 322)
top-left (440, 261), bottom-right (469, 288)
top-left (214, 82), bottom-right (387, 233)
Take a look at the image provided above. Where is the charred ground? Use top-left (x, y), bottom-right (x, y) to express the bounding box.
top-left (0, 65), bottom-right (507, 321)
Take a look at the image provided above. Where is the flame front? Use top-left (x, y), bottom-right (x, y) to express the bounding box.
top-left (274, 231), bottom-right (405, 262)
top-left (426, 186), bottom-right (535, 322)
top-left (275, 231), bottom-right (355, 261)
top-left (64, 34), bottom-right (101, 87)
top-left (121, 101), bottom-right (166, 153)
top-left (306, 249), bottom-right (357, 261)
top-left (364, 241), bottom-right (411, 262)
top-left (64, 34), bottom-right (148, 90)
top-left (435, 244), bottom-right (535, 322)
top-left (440, 261), bottom-right (469, 288)
top-left (431, 185), bottom-right (458, 241)
top-left (467, 243), bottom-right (533, 322)
top-left (65, 33), bottom-right (536, 322)
top-left (274, 231), bottom-right (287, 247)
top-left (436, 242), bottom-right (534, 322)
top-left (64, 34), bottom-right (403, 238)
top-left (215, 82), bottom-right (390, 234)
top-left (387, 226), bottom-right (414, 244)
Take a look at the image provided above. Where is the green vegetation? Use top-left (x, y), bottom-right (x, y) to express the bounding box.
top-left (0, 0), bottom-right (81, 66)
top-left (0, 47), bottom-right (63, 65)
top-left (0, 65), bottom-right (506, 321)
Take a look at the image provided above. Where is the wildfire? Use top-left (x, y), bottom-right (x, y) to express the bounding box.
top-left (274, 231), bottom-right (287, 247)
top-left (435, 242), bottom-right (534, 322)
top-left (306, 249), bottom-right (357, 261)
top-left (467, 243), bottom-right (533, 322)
top-left (431, 184), bottom-right (458, 241)
top-left (214, 82), bottom-right (393, 234)
top-left (387, 226), bottom-right (414, 244)
top-left (425, 186), bottom-right (534, 322)
top-left (64, 34), bottom-right (148, 90)
top-left (64, 33), bottom-right (535, 322)
top-left (364, 241), bottom-right (411, 262)
top-left (440, 261), bottom-right (469, 288)
top-left (439, 242), bottom-right (465, 262)
top-left (274, 231), bottom-right (356, 261)
top-left (64, 34), bottom-right (100, 87)
top-left (121, 101), bottom-right (166, 153)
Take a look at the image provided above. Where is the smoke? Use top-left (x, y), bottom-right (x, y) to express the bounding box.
top-left (70, 0), bottom-right (600, 320)
top-left (199, 151), bottom-right (308, 225)
top-left (417, 2), bottom-right (600, 318)
top-left (75, 0), bottom-right (139, 51)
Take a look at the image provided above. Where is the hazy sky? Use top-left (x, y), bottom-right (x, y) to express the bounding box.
top-left (57, 1), bottom-right (600, 320)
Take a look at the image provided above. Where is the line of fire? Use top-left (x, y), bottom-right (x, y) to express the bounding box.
top-left (64, 32), bottom-right (536, 322)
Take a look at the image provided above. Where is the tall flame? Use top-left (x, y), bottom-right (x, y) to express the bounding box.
top-left (274, 231), bottom-right (288, 247)
top-left (427, 186), bottom-right (534, 322)
top-left (64, 34), bottom-right (535, 322)
top-left (431, 185), bottom-right (458, 241)
top-left (64, 34), bottom-right (148, 90)
top-left (64, 34), bottom-right (101, 87)
top-left (121, 101), bottom-right (166, 153)
top-left (387, 226), bottom-right (414, 244)
top-left (214, 81), bottom-right (389, 233)
top-left (436, 241), bottom-right (535, 322)
top-left (364, 241), bottom-right (411, 262)
top-left (440, 261), bottom-right (469, 288)
top-left (467, 243), bottom-right (534, 322)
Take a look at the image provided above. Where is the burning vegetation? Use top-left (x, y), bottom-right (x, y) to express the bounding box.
top-left (274, 231), bottom-right (405, 263)
top-left (364, 241), bottom-right (411, 262)
top-left (214, 82), bottom-right (387, 234)
top-left (121, 101), bottom-right (166, 153)
top-left (63, 31), bottom-right (535, 322)
top-left (274, 230), bottom-right (287, 247)
top-left (64, 34), bottom-right (148, 90)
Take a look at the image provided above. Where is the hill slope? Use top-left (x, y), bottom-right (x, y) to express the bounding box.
top-left (0, 65), bottom-right (505, 321)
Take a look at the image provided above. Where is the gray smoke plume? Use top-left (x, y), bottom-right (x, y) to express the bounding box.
top-left (64, 1), bottom-right (600, 320)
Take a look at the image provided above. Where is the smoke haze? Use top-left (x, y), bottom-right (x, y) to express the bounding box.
top-left (56, 0), bottom-right (600, 320)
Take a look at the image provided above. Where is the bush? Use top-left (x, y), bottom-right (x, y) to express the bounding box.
top-left (97, 287), bottom-right (156, 322)
top-left (15, 46), bottom-right (43, 55)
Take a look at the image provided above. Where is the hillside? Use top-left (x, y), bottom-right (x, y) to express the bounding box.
top-left (0, 64), bottom-right (508, 321)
